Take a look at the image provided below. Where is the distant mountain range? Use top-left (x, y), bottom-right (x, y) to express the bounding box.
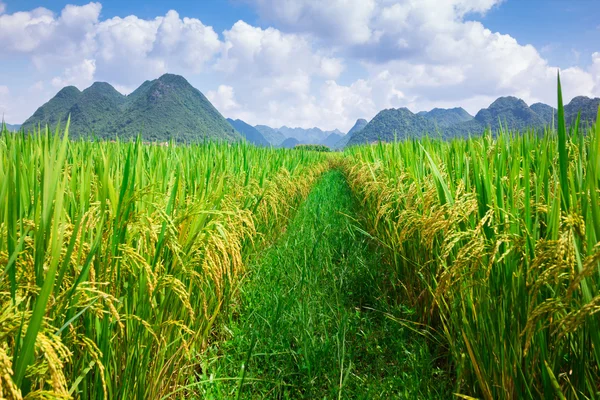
top-left (334, 119), bottom-right (368, 149)
top-left (347, 96), bottom-right (599, 147)
top-left (21, 74), bottom-right (241, 142)
top-left (2, 123), bottom-right (21, 131)
top-left (226, 118), bottom-right (269, 146)
top-left (277, 126), bottom-right (343, 144)
top-left (255, 125), bottom-right (287, 146)
top-left (14, 72), bottom-right (599, 149)
top-left (321, 132), bottom-right (344, 148)
top-left (250, 123), bottom-right (346, 148)
top-left (280, 137), bottom-right (301, 149)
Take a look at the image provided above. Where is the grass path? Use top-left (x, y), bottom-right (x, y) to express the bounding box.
top-left (193, 170), bottom-right (451, 399)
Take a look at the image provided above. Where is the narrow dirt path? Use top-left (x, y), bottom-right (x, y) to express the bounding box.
top-left (193, 170), bottom-right (450, 399)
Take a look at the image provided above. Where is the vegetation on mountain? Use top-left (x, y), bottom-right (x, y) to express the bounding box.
top-left (565, 96), bottom-right (600, 126)
top-left (227, 118), bottom-right (270, 146)
top-left (348, 108), bottom-right (436, 145)
top-left (347, 118), bottom-right (368, 136)
top-left (255, 124), bottom-right (287, 146)
top-left (418, 107), bottom-right (473, 128)
top-left (21, 74), bottom-right (241, 142)
top-left (21, 86), bottom-right (82, 131)
top-left (473, 96), bottom-right (544, 130)
top-left (530, 102), bottom-right (556, 125)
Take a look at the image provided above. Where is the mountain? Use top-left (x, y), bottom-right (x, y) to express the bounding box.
top-left (320, 132), bottom-right (344, 148)
top-left (67, 82), bottom-right (126, 135)
top-left (442, 96), bottom-right (549, 138)
top-left (277, 126), bottom-right (343, 144)
top-left (334, 118), bottom-right (368, 149)
top-left (255, 125), bottom-right (286, 146)
top-left (22, 74), bottom-right (241, 142)
top-left (227, 118), bottom-right (269, 146)
top-left (530, 103), bottom-right (556, 126)
top-left (348, 108), bottom-right (436, 146)
top-left (419, 107), bottom-right (473, 128)
top-left (474, 96), bottom-right (544, 131)
top-left (3, 123), bottom-right (21, 131)
top-left (344, 96), bottom-right (585, 147)
top-left (21, 86), bottom-right (82, 131)
top-left (565, 96), bottom-right (599, 127)
top-left (279, 137), bottom-right (300, 149)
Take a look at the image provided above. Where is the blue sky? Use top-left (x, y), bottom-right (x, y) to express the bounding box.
top-left (1, 0), bottom-right (599, 130)
top-left (479, 0), bottom-right (600, 68)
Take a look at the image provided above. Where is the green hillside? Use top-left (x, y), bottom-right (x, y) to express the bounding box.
top-left (21, 86), bottom-right (82, 131)
top-left (419, 107), bottom-right (473, 128)
top-left (530, 102), bottom-right (555, 126)
top-left (22, 74), bottom-right (241, 142)
top-left (347, 108), bottom-right (435, 146)
top-left (565, 96), bottom-right (600, 126)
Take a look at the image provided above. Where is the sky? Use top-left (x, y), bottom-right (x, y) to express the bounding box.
top-left (0, 0), bottom-right (599, 131)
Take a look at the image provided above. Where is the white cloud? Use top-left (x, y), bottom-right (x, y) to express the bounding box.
top-left (0, 4), bottom-right (222, 87)
top-left (0, 2), bottom-right (6, 14)
top-left (216, 21), bottom-right (342, 80)
top-left (207, 85), bottom-right (239, 111)
top-left (239, 0), bottom-right (599, 128)
top-left (0, 7), bottom-right (58, 52)
top-left (51, 59), bottom-right (96, 88)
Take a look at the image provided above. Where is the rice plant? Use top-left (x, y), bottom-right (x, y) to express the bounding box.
top-left (0, 124), bottom-right (329, 399)
top-left (342, 77), bottom-right (600, 399)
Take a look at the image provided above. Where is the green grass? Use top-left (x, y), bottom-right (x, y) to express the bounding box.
top-left (192, 170), bottom-right (450, 399)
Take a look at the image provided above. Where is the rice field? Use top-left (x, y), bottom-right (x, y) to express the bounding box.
top-left (0, 125), bottom-right (329, 399)
top-left (1, 78), bottom-right (599, 399)
top-left (342, 79), bottom-right (600, 398)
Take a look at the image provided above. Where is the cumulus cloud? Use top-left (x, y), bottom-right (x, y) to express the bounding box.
top-left (0, 4), bottom-right (222, 87)
top-left (51, 58), bottom-right (96, 88)
top-left (216, 21), bottom-right (343, 80)
top-left (207, 85), bottom-right (239, 111)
